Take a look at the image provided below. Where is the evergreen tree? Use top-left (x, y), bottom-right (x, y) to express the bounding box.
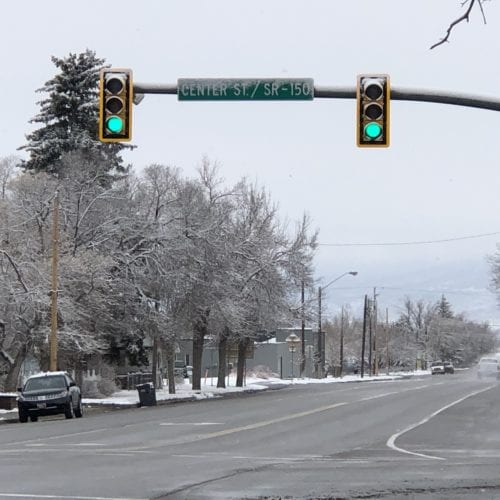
top-left (437, 294), bottom-right (454, 318)
top-left (19, 49), bottom-right (132, 176)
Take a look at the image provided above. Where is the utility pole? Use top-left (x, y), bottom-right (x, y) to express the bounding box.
top-left (368, 298), bottom-right (373, 376)
top-left (361, 295), bottom-right (368, 378)
top-left (316, 271), bottom-right (358, 379)
top-left (49, 191), bottom-right (59, 372)
top-left (316, 285), bottom-right (322, 378)
top-left (373, 287), bottom-right (378, 376)
top-left (339, 306), bottom-right (345, 378)
top-left (300, 280), bottom-right (306, 377)
top-left (386, 307), bottom-right (390, 375)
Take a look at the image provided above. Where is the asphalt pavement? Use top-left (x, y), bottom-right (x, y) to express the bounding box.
top-left (0, 370), bottom-right (499, 499)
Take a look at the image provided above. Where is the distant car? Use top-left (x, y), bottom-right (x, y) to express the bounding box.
top-left (443, 361), bottom-right (455, 374)
top-left (477, 357), bottom-right (500, 380)
top-left (17, 372), bottom-right (83, 423)
top-left (431, 361), bottom-right (445, 375)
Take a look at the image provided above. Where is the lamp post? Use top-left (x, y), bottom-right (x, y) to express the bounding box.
top-left (317, 271), bottom-right (358, 378)
top-left (286, 333), bottom-right (301, 379)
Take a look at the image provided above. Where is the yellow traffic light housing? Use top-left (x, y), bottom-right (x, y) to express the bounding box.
top-left (357, 74), bottom-right (390, 148)
top-left (99, 68), bottom-right (133, 142)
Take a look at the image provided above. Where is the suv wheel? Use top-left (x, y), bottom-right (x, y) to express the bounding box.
top-left (74, 398), bottom-right (83, 418)
top-left (65, 399), bottom-right (75, 419)
top-left (19, 409), bottom-right (28, 423)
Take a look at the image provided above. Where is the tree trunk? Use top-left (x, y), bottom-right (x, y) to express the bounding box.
top-left (217, 330), bottom-right (228, 388)
top-left (165, 342), bottom-right (176, 394)
top-left (151, 334), bottom-right (158, 389)
top-left (4, 346), bottom-right (27, 392)
top-left (236, 338), bottom-right (249, 387)
top-left (192, 309), bottom-right (209, 391)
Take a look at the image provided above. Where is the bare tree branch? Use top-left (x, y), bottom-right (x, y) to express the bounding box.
top-left (431, 0), bottom-right (485, 50)
top-left (0, 250), bottom-right (29, 293)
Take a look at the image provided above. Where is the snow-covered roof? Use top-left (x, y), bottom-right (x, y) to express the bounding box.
top-left (27, 371), bottom-right (68, 379)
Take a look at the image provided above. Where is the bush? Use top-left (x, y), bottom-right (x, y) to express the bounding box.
top-left (81, 365), bottom-right (118, 398)
top-left (81, 379), bottom-right (101, 399)
top-left (97, 378), bottom-right (117, 397)
top-left (246, 365), bottom-right (278, 379)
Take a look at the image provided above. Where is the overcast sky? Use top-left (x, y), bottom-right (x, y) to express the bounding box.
top-left (2, 0), bottom-right (500, 324)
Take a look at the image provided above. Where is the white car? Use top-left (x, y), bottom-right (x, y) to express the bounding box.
top-left (477, 357), bottom-right (500, 380)
top-left (431, 361), bottom-right (445, 375)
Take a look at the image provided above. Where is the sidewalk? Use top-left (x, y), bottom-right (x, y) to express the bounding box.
top-left (0, 369), bottom-right (431, 424)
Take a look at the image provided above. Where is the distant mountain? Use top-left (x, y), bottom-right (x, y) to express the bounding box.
top-left (318, 257), bottom-right (500, 327)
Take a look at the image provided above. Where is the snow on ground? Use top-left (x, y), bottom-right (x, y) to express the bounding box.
top-left (82, 370), bottom-right (431, 406)
top-left (0, 370), bottom-right (431, 421)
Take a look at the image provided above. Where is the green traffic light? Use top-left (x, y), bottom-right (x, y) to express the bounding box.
top-left (364, 122), bottom-right (382, 140)
top-left (106, 116), bottom-right (124, 134)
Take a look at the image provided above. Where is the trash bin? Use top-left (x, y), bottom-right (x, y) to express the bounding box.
top-left (136, 382), bottom-right (157, 407)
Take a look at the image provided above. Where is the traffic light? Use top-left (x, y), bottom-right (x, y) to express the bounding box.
top-left (356, 74), bottom-right (390, 148)
top-left (99, 68), bottom-right (133, 142)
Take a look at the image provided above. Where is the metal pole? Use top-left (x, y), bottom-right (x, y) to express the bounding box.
top-left (300, 280), bottom-right (305, 377)
top-left (315, 272), bottom-right (357, 378)
top-left (49, 191), bottom-right (59, 372)
top-left (368, 298), bottom-right (373, 376)
top-left (133, 82), bottom-right (500, 112)
top-left (361, 295), bottom-right (367, 378)
top-left (317, 286), bottom-right (322, 378)
top-left (339, 306), bottom-right (344, 378)
top-left (373, 287), bottom-right (378, 376)
top-left (386, 307), bottom-right (390, 375)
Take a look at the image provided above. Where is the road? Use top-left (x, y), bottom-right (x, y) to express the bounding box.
top-left (0, 371), bottom-right (499, 499)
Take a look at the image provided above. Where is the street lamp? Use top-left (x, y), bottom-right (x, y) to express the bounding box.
top-left (286, 333), bottom-right (301, 380)
top-left (317, 271), bottom-right (358, 378)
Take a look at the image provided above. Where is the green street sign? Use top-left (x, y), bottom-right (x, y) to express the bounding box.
top-left (178, 78), bottom-right (314, 101)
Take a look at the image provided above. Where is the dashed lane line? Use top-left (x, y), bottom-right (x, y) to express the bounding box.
top-left (0, 494), bottom-right (146, 500)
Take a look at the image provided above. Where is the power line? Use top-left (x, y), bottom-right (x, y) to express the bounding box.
top-left (319, 231), bottom-right (500, 247)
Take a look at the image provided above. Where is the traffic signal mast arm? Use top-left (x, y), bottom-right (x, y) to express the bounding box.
top-left (317, 85), bottom-right (500, 112)
top-left (133, 82), bottom-right (500, 112)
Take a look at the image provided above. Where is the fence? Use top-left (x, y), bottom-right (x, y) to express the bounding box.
top-left (115, 372), bottom-right (153, 390)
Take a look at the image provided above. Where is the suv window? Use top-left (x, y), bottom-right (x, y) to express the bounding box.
top-left (480, 358), bottom-right (497, 364)
top-left (24, 375), bottom-right (67, 391)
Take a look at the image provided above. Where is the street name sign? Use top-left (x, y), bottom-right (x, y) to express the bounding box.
top-left (178, 78), bottom-right (314, 101)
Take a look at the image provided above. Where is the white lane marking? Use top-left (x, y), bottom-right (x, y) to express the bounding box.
top-left (359, 391), bottom-right (399, 401)
top-left (180, 401), bottom-right (349, 440)
top-left (159, 422), bottom-right (223, 426)
top-left (386, 385), bottom-right (496, 461)
top-left (0, 494), bottom-right (146, 500)
top-left (72, 443), bottom-right (105, 446)
top-left (357, 383), bottom-right (440, 402)
top-left (3, 427), bottom-right (112, 447)
top-left (126, 401), bottom-right (349, 451)
top-left (25, 442), bottom-right (104, 448)
top-left (172, 453), bottom-right (369, 464)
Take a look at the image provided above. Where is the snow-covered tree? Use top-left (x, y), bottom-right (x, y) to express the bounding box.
top-left (19, 50), bottom-right (131, 177)
top-left (436, 294), bottom-right (454, 319)
top-left (0, 156), bottom-right (20, 199)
